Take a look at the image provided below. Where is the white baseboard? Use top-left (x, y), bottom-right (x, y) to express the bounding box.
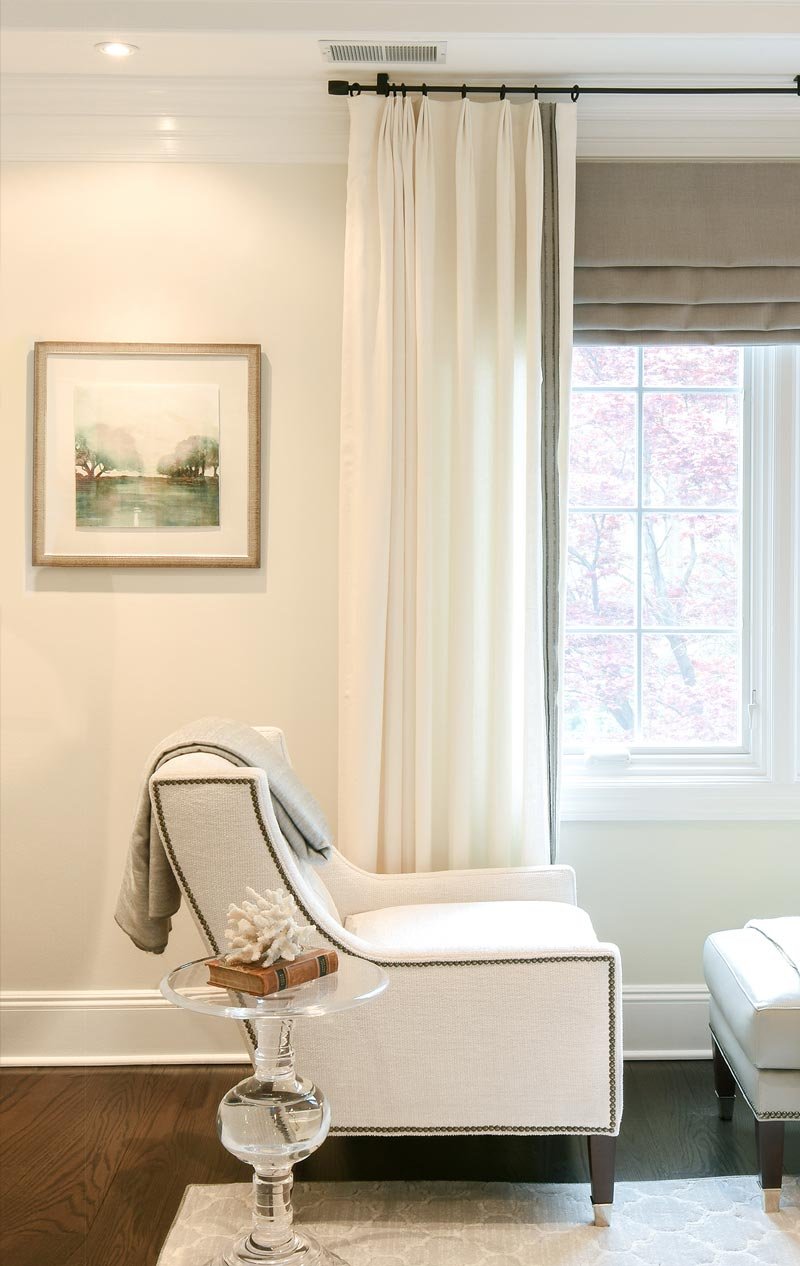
top-left (622, 984), bottom-right (711, 1060)
top-left (0, 983), bottom-right (711, 1066)
top-left (0, 988), bottom-right (249, 1066)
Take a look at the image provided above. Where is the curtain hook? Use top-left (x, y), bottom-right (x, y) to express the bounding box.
top-left (533, 84), bottom-right (539, 101)
top-left (401, 83), bottom-right (407, 98)
top-left (500, 84), bottom-right (506, 100)
top-left (421, 83), bottom-right (428, 96)
top-left (571, 84), bottom-right (580, 102)
top-left (461, 83), bottom-right (468, 99)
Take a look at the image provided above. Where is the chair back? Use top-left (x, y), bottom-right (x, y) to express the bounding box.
top-left (150, 734), bottom-right (343, 961)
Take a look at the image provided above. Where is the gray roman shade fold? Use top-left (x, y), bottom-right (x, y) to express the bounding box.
top-left (574, 162), bottom-right (800, 344)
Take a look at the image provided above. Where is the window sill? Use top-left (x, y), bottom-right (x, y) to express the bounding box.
top-left (560, 776), bottom-right (800, 822)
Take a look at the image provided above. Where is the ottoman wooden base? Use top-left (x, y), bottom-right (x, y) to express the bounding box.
top-left (712, 1035), bottom-right (787, 1212)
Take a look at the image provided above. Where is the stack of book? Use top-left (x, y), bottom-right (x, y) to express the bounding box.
top-left (207, 948), bottom-right (339, 997)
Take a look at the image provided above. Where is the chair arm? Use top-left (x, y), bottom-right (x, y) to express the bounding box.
top-left (296, 940), bottom-right (622, 1134)
top-left (322, 855), bottom-right (577, 918)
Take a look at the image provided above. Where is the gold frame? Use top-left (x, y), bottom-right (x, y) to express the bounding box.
top-left (32, 341), bottom-right (261, 568)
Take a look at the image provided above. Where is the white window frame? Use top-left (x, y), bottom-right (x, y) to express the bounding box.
top-left (561, 344), bottom-right (800, 821)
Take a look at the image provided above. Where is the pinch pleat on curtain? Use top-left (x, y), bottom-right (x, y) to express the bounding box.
top-left (339, 97), bottom-right (387, 869)
top-left (412, 97), bottom-right (435, 872)
top-left (377, 97), bottom-right (416, 869)
top-left (339, 95), bottom-right (577, 873)
top-left (487, 100), bottom-right (516, 866)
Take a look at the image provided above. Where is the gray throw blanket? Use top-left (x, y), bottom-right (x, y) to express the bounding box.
top-left (115, 717), bottom-right (332, 954)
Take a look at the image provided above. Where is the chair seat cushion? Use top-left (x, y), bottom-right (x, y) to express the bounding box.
top-left (703, 922), bottom-right (800, 1071)
top-left (344, 900), bottom-right (598, 953)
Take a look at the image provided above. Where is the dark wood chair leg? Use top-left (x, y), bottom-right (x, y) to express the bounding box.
top-left (711, 1036), bottom-right (736, 1121)
top-left (755, 1118), bottom-right (784, 1211)
top-left (588, 1134), bottom-right (617, 1226)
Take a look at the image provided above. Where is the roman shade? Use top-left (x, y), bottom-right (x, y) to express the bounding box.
top-left (574, 163), bottom-right (800, 344)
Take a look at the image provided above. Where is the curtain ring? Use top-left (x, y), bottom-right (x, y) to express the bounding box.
top-left (571, 84), bottom-right (580, 102)
top-left (533, 85), bottom-right (539, 100)
top-left (461, 83), bottom-right (468, 99)
top-left (349, 83), bottom-right (361, 97)
top-left (421, 83), bottom-right (428, 96)
top-left (500, 84), bottom-right (507, 100)
top-left (401, 83), bottom-right (407, 98)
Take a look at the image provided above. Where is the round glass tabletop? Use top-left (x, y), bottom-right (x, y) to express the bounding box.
top-left (160, 955), bottom-right (388, 1020)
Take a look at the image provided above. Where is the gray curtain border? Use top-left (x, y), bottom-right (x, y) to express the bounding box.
top-left (540, 102), bottom-right (561, 863)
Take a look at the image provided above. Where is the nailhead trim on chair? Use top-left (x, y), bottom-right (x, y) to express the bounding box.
top-left (152, 776), bottom-right (620, 1134)
top-left (328, 1126), bottom-right (614, 1135)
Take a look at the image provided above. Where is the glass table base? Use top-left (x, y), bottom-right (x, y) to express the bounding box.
top-left (160, 958), bottom-right (388, 1266)
top-left (207, 1227), bottom-right (348, 1266)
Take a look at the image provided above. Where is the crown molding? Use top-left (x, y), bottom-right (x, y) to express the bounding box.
top-left (3, 2), bottom-right (799, 35)
top-left (2, 74), bottom-right (799, 163)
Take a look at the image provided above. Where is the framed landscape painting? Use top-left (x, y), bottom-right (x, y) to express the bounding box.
top-left (32, 342), bottom-right (260, 567)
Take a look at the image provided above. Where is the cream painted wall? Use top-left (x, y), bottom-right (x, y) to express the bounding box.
top-left (1, 162), bottom-right (797, 1041)
top-left (561, 822), bottom-right (799, 984)
top-left (0, 163), bottom-right (346, 993)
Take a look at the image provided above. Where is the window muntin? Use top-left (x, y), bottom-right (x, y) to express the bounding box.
top-left (564, 346), bottom-right (748, 754)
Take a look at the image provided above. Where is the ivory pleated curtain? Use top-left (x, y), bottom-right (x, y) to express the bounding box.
top-left (339, 95), bottom-right (577, 872)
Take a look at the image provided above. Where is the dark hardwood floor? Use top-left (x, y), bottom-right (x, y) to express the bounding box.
top-left (1, 1061), bottom-right (797, 1266)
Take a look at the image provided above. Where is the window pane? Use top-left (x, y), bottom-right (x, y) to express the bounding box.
top-left (643, 392), bottom-right (741, 508)
top-left (567, 512), bottom-right (636, 626)
top-left (641, 633), bottom-right (741, 745)
top-left (569, 391), bottom-right (637, 506)
top-left (564, 633), bottom-right (635, 746)
top-left (641, 514), bottom-right (740, 628)
top-left (572, 347), bottom-right (638, 388)
top-left (643, 346), bottom-right (742, 389)
top-left (565, 344), bottom-right (747, 756)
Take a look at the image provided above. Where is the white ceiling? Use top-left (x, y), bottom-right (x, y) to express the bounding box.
top-left (3, 32), bottom-right (800, 79)
top-left (3, 1), bottom-right (800, 38)
top-left (2, 1), bottom-right (798, 161)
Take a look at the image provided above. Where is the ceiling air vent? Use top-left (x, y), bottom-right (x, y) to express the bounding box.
top-left (320, 41), bottom-right (446, 66)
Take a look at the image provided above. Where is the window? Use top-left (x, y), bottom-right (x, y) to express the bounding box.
top-left (565, 346), bottom-right (747, 754)
top-left (562, 344), bottom-right (800, 820)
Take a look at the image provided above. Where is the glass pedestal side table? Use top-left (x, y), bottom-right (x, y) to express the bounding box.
top-left (161, 956), bottom-right (387, 1266)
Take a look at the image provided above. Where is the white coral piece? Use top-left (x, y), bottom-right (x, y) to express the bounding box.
top-left (223, 887), bottom-right (315, 967)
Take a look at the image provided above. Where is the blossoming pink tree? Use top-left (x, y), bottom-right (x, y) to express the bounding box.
top-left (565, 345), bottom-right (743, 750)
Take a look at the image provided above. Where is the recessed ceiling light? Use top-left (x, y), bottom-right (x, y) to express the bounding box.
top-left (95, 41), bottom-right (139, 58)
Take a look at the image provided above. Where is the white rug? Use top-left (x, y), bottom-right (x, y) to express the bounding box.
top-left (158, 1176), bottom-right (800, 1266)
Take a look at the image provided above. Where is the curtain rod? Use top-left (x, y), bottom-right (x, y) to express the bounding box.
top-left (329, 72), bottom-right (800, 100)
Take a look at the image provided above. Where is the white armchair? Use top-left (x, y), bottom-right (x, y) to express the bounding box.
top-left (151, 729), bottom-right (623, 1222)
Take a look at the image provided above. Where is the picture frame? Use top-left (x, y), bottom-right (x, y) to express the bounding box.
top-left (32, 341), bottom-right (261, 567)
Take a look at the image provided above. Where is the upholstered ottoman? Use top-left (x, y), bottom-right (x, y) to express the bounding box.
top-left (703, 917), bottom-right (800, 1211)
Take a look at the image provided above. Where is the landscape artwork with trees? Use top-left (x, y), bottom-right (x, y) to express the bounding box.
top-left (74, 382), bottom-right (220, 529)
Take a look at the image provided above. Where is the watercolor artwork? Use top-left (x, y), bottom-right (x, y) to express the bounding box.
top-left (74, 382), bottom-right (220, 529)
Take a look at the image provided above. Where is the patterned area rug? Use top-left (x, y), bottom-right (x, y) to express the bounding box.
top-left (158, 1176), bottom-right (800, 1265)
